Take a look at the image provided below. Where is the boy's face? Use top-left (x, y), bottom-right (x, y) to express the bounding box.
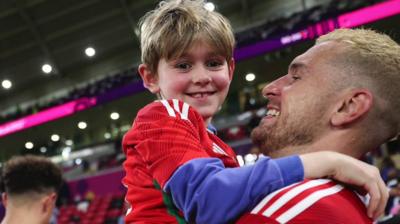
top-left (142, 41), bottom-right (234, 124)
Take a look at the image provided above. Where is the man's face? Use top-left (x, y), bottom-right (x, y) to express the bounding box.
top-left (252, 42), bottom-right (341, 156)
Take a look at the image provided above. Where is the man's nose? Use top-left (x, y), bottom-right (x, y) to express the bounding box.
top-left (262, 76), bottom-right (288, 98)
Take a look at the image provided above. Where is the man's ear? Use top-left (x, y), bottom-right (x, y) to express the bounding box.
top-left (331, 89), bottom-right (373, 127)
top-left (138, 64), bottom-right (160, 93)
top-left (42, 192), bottom-right (57, 213)
top-left (228, 57), bottom-right (235, 81)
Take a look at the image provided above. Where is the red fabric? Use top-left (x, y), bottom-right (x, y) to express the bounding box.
top-left (236, 179), bottom-right (372, 224)
top-left (237, 213), bottom-right (280, 224)
top-left (122, 100), bottom-right (238, 223)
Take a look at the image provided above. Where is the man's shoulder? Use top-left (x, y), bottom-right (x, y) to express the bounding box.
top-left (249, 179), bottom-right (341, 216)
top-left (237, 179), bottom-right (371, 223)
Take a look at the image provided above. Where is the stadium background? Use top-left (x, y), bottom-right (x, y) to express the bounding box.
top-left (0, 0), bottom-right (399, 223)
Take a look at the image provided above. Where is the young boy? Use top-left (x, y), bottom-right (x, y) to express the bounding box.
top-left (122, 1), bottom-right (387, 223)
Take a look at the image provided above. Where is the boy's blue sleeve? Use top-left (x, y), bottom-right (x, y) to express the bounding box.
top-left (164, 156), bottom-right (303, 223)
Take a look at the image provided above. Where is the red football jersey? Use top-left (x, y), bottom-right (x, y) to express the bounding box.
top-left (122, 99), bottom-right (238, 223)
top-left (237, 179), bottom-right (372, 224)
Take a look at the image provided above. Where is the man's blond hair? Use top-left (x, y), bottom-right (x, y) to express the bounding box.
top-left (139, 0), bottom-right (235, 74)
top-left (317, 28), bottom-right (400, 137)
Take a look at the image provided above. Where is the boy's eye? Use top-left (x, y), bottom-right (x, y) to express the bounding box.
top-left (175, 63), bottom-right (191, 70)
top-left (206, 60), bottom-right (224, 68)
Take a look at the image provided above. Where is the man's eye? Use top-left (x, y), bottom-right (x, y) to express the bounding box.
top-left (292, 75), bottom-right (301, 81)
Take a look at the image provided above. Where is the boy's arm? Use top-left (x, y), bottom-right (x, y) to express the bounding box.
top-left (164, 156), bottom-right (303, 223)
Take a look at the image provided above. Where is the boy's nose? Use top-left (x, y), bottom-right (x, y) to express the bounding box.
top-left (192, 69), bottom-right (212, 85)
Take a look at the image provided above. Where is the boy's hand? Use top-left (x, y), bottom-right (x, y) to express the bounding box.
top-left (300, 151), bottom-right (388, 220)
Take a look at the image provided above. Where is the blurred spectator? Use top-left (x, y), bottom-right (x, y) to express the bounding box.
top-left (0, 155), bottom-right (62, 224)
top-left (84, 191), bottom-right (95, 202)
top-left (375, 156), bottom-right (400, 223)
top-left (381, 157), bottom-right (398, 183)
top-left (56, 179), bottom-right (71, 207)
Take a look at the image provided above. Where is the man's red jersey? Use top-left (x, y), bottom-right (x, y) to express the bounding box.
top-left (237, 179), bottom-right (372, 224)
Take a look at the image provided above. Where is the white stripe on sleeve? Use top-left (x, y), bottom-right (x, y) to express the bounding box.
top-left (180, 102), bottom-right (189, 120)
top-left (160, 100), bottom-right (176, 117)
top-left (172, 99), bottom-right (181, 114)
top-left (276, 184), bottom-right (344, 223)
top-left (262, 179), bottom-right (332, 217)
top-left (251, 182), bottom-right (298, 214)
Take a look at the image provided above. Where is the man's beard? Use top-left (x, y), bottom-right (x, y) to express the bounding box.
top-left (251, 103), bottom-right (327, 157)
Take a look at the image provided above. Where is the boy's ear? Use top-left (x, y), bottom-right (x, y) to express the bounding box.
top-left (330, 89), bottom-right (373, 127)
top-left (138, 64), bottom-right (160, 93)
top-left (228, 57), bottom-right (235, 81)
